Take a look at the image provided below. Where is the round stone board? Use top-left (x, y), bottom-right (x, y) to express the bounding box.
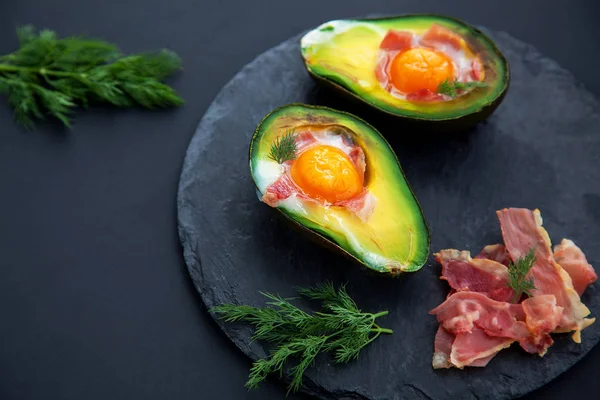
top-left (177, 26), bottom-right (600, 400)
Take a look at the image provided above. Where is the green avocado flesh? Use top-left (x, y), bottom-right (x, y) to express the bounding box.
top-left (249, 104), bottom-right (429, 273)
top-left (300, 15), bottom-right (509, 122)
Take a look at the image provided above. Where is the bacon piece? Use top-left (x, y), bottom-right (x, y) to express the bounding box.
top-left (379, 30), bottom-right (414, 51)
top-left (262, 174), bottom-right (295, 206)
top-left (294, 131), bottom-right (317, 153)
top-left (430, 292), bottom-right (525, 335)
top-left (336, 191), bottom-right (376, 222)
top-left (431, 291), bottom-right (556, 356)
top-left (436, 249), bottom-right (514, 302)
top-left (497, 208), bottom-right (595, 342)
top-left (554, 239), bottom-right (597, 296)
top-left (348, 146), bottom-right (366, 184)
top-left (471, 59), bottom-right (483, 81)
top-left (420, 23), bottom-right (464, 51)
top-left (432, 326), bottom-right (454, 369)
top-left (406, 89), bottom-right (444, 102)
top-left (519, 295), bottom-right (562, 355)
top-left (374, 52), bottom-right (391, 90)
top-left (451, 326), bottom-right (513, 369)
top-left (475, 244), bottom-right (511, 266)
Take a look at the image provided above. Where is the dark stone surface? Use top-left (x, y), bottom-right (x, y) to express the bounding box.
top-left (177, 30), bottom-right (600, 400)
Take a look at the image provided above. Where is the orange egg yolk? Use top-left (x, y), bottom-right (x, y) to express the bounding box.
top-left (390, 47), bottom-right (455, 93)
top-left (290, 145), bottom-right (363, 203)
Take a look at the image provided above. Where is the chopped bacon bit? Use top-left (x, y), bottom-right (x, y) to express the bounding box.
top-left (475, 244), bottom-right (510, 266)
top-left (336, 191), bottom-right (376, 222)
top-left (406, 89), bottom-right (444, 102)
top-left (262, 174), bottom-right (295, 207)
top-left (374, 52), bottom-right (391, 90)
top-left (379, 30), bottom-right (414, 51)
top-left (436, 249), bottom-right (514, 302)
top-left (420, 23), bottom-right (463, 51)
top-left (337, 190), bottom-right (366, 212)
top-left (554, 239), bottom-right (597, 296)
top-left (294, 131), bottom-right (317, 153)
top-left (497, 208), bottom-right (594, 340)
top-left (348, 146), bottom-right (366, 183)
top-left (471, 59), bottom-right (483, 81)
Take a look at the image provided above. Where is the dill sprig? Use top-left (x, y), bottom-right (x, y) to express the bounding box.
top-left (268, 128), bottom-right (297, 164)
top-left (436, 79), bottom-right (488, 98)
top-left (211, 282), bottom-right (392, 394)
top-left (508, 248), bottom-right (538, 303)
top-left (0, 25), bottom-right (183, 128)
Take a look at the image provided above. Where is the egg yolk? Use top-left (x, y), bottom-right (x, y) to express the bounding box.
top-left (290, 145), bottom-right (363, 203)
top-left (390, 47), bottom-right (454, 93)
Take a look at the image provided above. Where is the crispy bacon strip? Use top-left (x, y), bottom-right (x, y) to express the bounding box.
top-left (431, 291), bottom-right (559, 356)
top-left (432, 326), bottom-right (454, 369)
top-left (436, 249), bottom-right (514, 302)
top-left (430, 292), bottom-right (525, 336)
top-left (497, 208), bottom-right (595, 342)
top-left (519, 295), bottom-right (562, 355)
top-left (476, 244), bottom-right (510, 266)
top-left (451, 326), bottom-right (513, 369)
top-left (554, 239), bottom-right (597, 296)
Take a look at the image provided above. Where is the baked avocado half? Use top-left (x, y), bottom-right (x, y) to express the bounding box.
top-left (300, 15), bottom-right (509, 128)
top-left (249, 104), bottom-right (429, 274)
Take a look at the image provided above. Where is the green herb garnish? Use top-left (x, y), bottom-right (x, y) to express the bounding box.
top-left (268, 128), bottom-right (297, 164)
top-left (508, 248), bottom-right (538, 303)
top-left (436, 79), bottom-right (488, 98)
top-left (211, 282), bottom-right (392, 394)
top-left (0, 25), bottom-right (183, 128)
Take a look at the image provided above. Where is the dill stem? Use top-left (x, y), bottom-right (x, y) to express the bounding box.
top-left (371, 312), bottom-right (393, 335)
top-left (371, 323), bottom-right (393, 335)
top-left (511, 291), bottom-right (521, 304)
top-left (372, 311), bottom-right (389, 319)
top-left (0, 64), bottom-right (76, 78)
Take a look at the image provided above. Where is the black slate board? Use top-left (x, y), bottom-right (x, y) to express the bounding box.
top-left (177, 29), bottom-right (600, 400)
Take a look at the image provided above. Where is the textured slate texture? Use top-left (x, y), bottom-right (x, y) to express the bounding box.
top-left (177, 30), bottom-right (600, 400)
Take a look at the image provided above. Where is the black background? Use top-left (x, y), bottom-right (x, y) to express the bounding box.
top-left (0, 1), bottom-right (598, 399)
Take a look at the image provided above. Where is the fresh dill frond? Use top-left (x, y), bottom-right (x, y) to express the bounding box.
top-left (268, 128), bottom-right (297, 164)
top-left (211, 282), bottom-right (392, 394)
top-left (436, 79), bottom-right (488, 98)
top-left (0, 25), bottom-right (183, 128)
top-left (508, 248), bottom-right (538, 303)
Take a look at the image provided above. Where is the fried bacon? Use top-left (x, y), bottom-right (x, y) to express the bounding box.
top-left (430, 208), bottom-right (595, 369)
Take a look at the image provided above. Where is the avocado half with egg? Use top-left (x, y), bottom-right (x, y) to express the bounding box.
top-left (300, 15), bottom-right (509, 128)
top-left (249, 104), bottom-right (429, 274)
